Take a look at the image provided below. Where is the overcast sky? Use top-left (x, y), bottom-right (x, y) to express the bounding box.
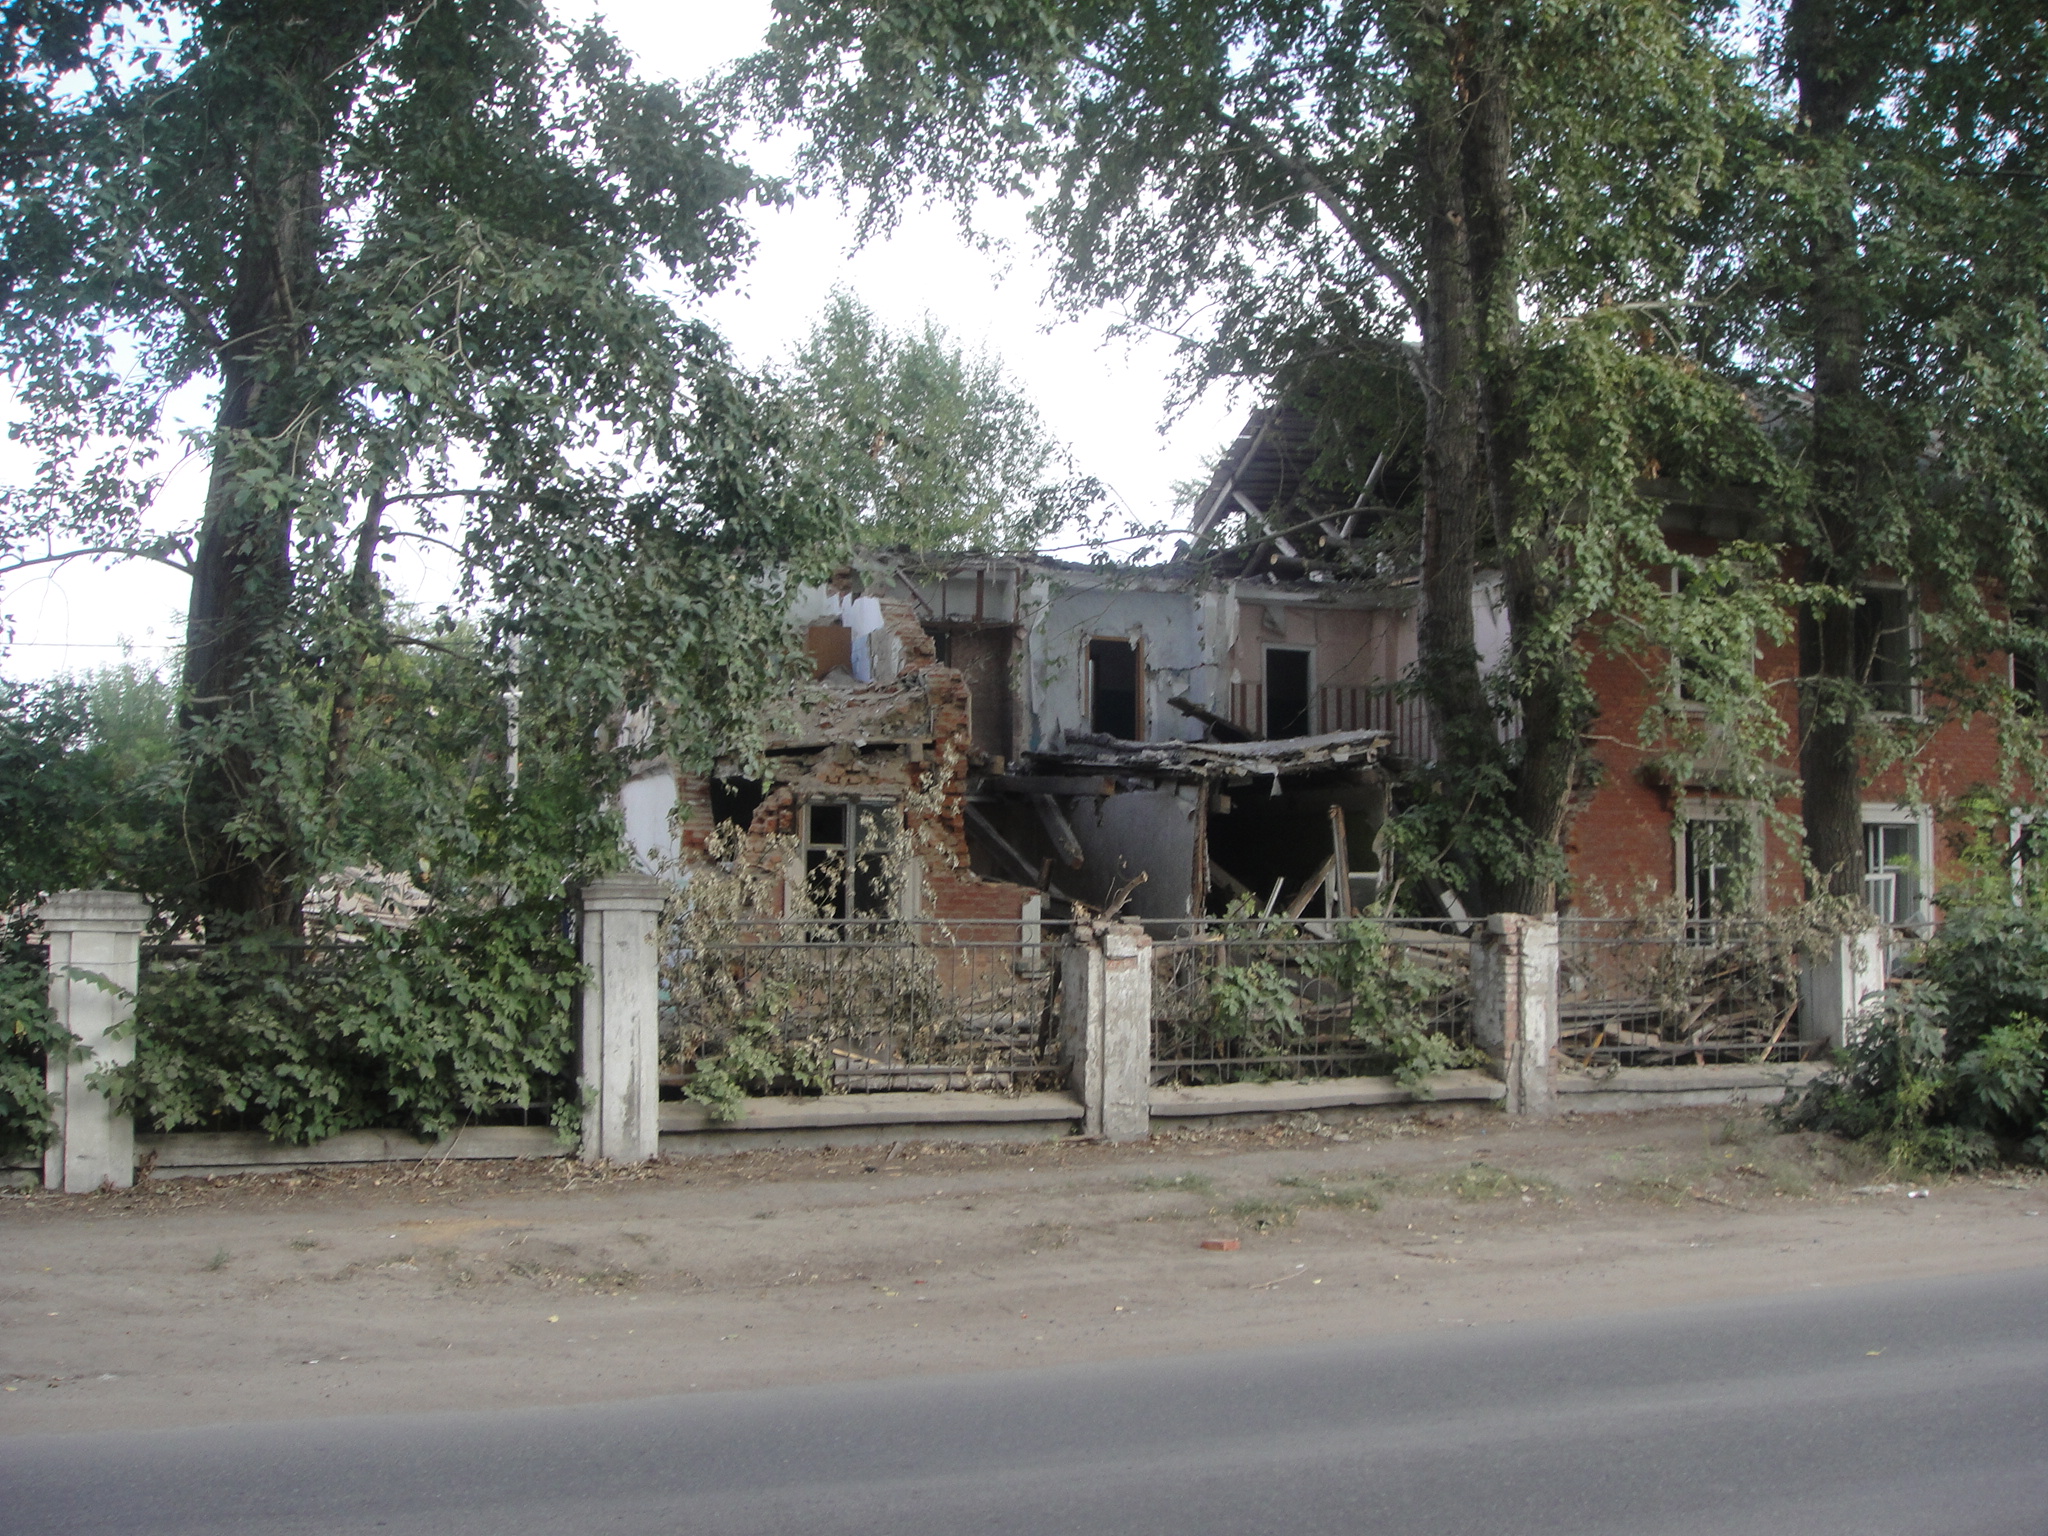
top-left (0, 0), bottom-right (1244, 683)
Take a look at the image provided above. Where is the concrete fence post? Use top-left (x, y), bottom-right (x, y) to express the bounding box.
top-left (578, 874), bottom-right (670, 1163)
top-left (41, 890), bottom-right (149, 1193)
top-left (1470, 913), bottom-right (1558, 1116)
top-left (1059, 921), bottom-right (1152, 1142)
top-left (1799, 926), bottom-right (1886, 1053)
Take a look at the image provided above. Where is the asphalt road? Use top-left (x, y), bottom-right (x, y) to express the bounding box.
top-left (6, 1266), bottom-right (2046, 1536)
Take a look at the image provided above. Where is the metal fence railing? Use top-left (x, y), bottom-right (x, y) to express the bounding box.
top-left (1556, 917), bottom-right (1815, 1066)
top-left (661, 918), bottom-right (1068, 1094)
top-left (1143, 916), bottom-right (1473, 1087)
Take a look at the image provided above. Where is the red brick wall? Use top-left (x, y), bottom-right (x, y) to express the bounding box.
top-left (1564, 560), bottom-right (2014, 915)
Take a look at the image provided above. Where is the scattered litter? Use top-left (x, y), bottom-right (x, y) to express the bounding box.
top-left (1200, 1238), bottom-right (1240, 1252)
top-left (1907, 1189), bottom-right (1931, 1199)
top-left (1251, 1264), bottom-right (1308, 1291)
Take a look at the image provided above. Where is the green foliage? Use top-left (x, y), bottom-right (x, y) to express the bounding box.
top-left (777, 291), bottom-right (1098, 552)
top-left (1308, 919), bottom-right (1485, 1089)
top-left (102, 902), bottom-right (580, 1145)
top-left (0, 2), bottom-right (845, 928)
top-left (1161, 903), bottom-right (1478, 1089)
top-left (1207, 953), bottom-right (1300, 1044)
top-left (0, 943), bottom-right (68, 1163)
top-left (0, 668), bottom-right (179, 908)
top-left (680, 1012), bottom-right (831, 1124)
top-left (1795, 892), bottom-right (2048, 1171)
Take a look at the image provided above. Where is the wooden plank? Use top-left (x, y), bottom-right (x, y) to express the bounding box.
top-left (1032, 792), bottom-right (1086, 869)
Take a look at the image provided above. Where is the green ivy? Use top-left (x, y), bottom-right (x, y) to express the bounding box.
top-left (99, 902), bottom-right (581, 1146)
top-left (0, 943), bottom-right (70, 1164)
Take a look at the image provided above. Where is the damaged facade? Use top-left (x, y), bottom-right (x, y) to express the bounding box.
top-left (626, 402), bottom-right (2016, 938)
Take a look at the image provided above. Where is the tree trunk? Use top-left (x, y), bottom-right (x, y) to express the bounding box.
top-left (1409, 18), bottom-right (1499, 806)
top-left (1790, 0), bottom-right (1871, 901)
top-left (180, 137), bottom-right (330, 929)
top-left (1405, 5), bottom-right (1579, 917)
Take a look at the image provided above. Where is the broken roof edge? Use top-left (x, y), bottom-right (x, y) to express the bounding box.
top-left (1026, 725), bottom-right (1391, 781)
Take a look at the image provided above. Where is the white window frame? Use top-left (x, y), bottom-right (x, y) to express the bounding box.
top-left (1674, 801), bottom-right (1764, 932)
top-left (1860, 802), bottom-right (1934, 938)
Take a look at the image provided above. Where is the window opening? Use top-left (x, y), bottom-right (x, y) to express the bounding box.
top-left (1863, 821), bottom-right (1920, 931)
top-left (709, 777), bottom-right (764, 833)
top-left (1683, 816), bottom-right (1750, 933)
top-left (1855, 587), bottom-right (1914, 714)
top-left (1669, 567), bottom-right (1753, 704)
top-left (1088, 638), bottom-right (1140, 740)
top-left (802, 800), bottom-right (894, 921)
top-left (1265, 647), bottom-right (1312, 739)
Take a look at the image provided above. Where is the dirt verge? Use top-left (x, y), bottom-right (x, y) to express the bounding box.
top-left (5, 1103), bottom-right (2045, 1436)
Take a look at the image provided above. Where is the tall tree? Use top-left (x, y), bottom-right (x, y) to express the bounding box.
top-left (778, 290), bottom-right (1100, 552)
top-left (741, 0), bottom-right (1777, 913)
top-left (1718, 0), bottom-right (2048, 897)
top-left (0, 2), bottom-right (839, 930)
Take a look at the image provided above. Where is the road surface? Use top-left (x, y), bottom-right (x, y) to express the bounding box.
top-left (5, 1264), bottom-right (2045, 1536)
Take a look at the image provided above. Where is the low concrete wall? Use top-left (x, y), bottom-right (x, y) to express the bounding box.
top-left (137, 1124), bottom-right (562, 1179)
top-left (655, 1090), bottom-right (1086, 1157)
top-left (1556, 1063), bottom-right (1823, 1114)
top-left (1149, 1069), bottom-right (1506, 1122)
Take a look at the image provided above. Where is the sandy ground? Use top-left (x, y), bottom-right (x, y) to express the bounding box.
top-left (5, 1102), bottom-right (2047, 1437)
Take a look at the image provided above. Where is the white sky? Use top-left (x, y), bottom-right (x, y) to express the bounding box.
top-left (0, 0), bottom-right (1244, 683)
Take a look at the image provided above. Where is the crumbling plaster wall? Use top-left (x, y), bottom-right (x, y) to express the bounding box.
top-left (1026, 576), bottom-right (1220, 745)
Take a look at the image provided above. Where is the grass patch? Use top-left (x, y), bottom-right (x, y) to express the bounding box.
top-left (203, 1247), bottom-right (230, 1272)
top-left (1276, 1175), bottom-right (1382, 1212)
top-left (1226, 1197), bottom-right (1299, 1231)
top-left (1134, 1172), bottom-right (1216, 1195)
top-left (1447, 1162), bottom-right (1519, 1201)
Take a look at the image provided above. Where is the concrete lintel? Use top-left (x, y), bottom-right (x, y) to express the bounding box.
top-left (38, 889), bottom-right (151, 934)
top-left (578, 873), bottom-right (672, 914)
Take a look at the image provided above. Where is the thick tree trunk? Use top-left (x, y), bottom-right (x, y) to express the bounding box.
top-left (1405, 5), bottom-right (1578, 917)
top-left (180, 142), bottom-right (329, 929)
top-left (1461, 8), bottom-right (1577, 917)
top-left (1410, 22), bottom-right (1499, 804)
top-left (1790, 0), bottom-right (1870, 901)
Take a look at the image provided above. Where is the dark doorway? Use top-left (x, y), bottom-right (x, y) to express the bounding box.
top-left (1266, 648), bottom-right (1312, 738)
top-left (1089, 638), bottom-right (1141, 739)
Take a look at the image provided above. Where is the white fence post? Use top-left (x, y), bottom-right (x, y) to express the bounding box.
top-left (1059, 921), bottom-right (1152, 1142)
top-left (41, 890), bottom-right (149, 1193)
top-left (578, 874), bottom-right (669, 1164)
top-left (1471, 913), bottom-right (1558, 1116)
top-left (1799, 926), bottom-right (1885, 1052)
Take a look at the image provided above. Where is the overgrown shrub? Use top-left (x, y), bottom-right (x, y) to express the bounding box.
top-left (0, 941), bottom-right (69, 1163)
top-left (101, 902), bottom-right (581, 1145)
top-left (1792, 899), bottom-right (2048, 1170)
top-left (1160, 905), bottom-right (1481, 1088)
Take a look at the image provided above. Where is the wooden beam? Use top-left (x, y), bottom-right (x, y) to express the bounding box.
top-left (971, 774), bottom-right (1121, 797)
top-left (1032, 793), bottom-right (1086, 869)
top-left (1283, 854), bottom-right (1338, 920)
top-left (1166, 693), bottom-right (1254, 743)
top-left (1328, 805), bottom-right (1352, 918)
